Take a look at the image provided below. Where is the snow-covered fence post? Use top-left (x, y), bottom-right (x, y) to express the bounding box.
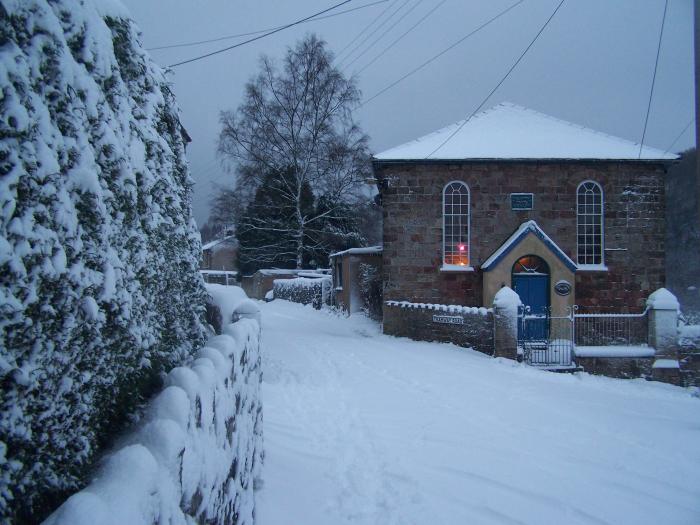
top-left (647, 288), bottom-right (681, 385)
top-left (493, 287), bottom-right (522, 360)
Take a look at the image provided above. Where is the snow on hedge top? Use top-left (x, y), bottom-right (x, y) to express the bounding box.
top-left (374, 103), bottom-right (678, 161)
top-left (646, 288), bottom-right (680, 310)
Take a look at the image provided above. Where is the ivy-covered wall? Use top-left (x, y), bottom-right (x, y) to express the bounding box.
top-left (0, 0), bottom-right (208, 521)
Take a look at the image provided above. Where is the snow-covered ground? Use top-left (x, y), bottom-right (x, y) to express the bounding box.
top-left (258, 299), bottom-right (700, 525)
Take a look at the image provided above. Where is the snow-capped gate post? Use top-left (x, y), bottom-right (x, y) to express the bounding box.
top-left (647, 288), bottom-right (681, 384)
top-left (493, 287), bottom-right (522, 360)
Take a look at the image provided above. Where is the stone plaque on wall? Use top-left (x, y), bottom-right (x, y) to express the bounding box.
top-left (432, 315), bottom-right (464, 325)
top-left (511, 193), bottom-right (534, 210)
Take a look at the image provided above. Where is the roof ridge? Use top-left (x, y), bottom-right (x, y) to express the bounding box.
top-left (499, 103), bottom-right (669, 156)
top-left (373, 102), bottom-right (678, 160)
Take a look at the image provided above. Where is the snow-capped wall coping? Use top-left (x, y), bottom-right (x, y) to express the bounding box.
top-left (493, 286), bottom-right (523, 309)
top-left (652, 359), bottom-right (680, 369)
top-left (44, 318), bottom-right (263, 525)
top-left (646, 288), bottom-right (680, 311)
top-left (574, 345), bottom-right (655, 358)
top-left (329, 246), bottom-right (383, 258)
top-left (385, 300), bottom-right (491, 316)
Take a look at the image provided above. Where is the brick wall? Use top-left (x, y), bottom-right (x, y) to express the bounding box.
top-left (383, 302), bottom-right (494, 355)
top-left (376, 161), bottom-right (667, 310)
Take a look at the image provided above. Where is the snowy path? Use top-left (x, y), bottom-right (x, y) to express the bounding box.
top-left (256, 300), bottom-right (700, 525)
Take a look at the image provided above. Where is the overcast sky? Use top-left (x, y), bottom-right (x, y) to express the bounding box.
top-left (121, 0), bottom-right (695, 226)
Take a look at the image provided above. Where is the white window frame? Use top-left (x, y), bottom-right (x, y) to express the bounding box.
top-left (441, 181), bottom-right (473, 271)
top-left (576, 180), bottom-right (606, 271)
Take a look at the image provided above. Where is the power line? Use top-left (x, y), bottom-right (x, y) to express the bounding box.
top-left (638, 0), bottom-right (669, 159)
top-left (357, 0), bottom-right (524, 109)
top-left (664, 117), bottom-right (695, 154)
top-left (335, 0), bottom-right (401, 62)
top-left (354, 0), bottom-right (448, 76)
top-left (342, 0), bottom-right (424, 73)
top-left (338, 0), bottom-right (414, 68)
top-left (426, 0), bottom-right (565, 158)
top-left (148, 0), bottom-right (389, 52)
top-left (167, 0), bottom-right (354, 68)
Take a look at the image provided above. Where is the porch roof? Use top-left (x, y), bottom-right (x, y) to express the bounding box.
top-left (481, 220), bottom-right (577, 272)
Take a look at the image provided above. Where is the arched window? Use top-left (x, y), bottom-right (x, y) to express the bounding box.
top-left (577, 181), bottom-right (603, 266)
top-left (443, 181), bottom-right (470, 267)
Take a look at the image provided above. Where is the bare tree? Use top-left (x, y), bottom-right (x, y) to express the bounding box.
top-left (218, 34), bottom-right (371, 268)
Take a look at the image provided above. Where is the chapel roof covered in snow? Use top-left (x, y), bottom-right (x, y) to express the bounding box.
top-left (373, 102), bottom-right (678, 162)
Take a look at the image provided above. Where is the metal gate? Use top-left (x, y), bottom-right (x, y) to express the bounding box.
top-left (518, 306), bottom-right (574, 368)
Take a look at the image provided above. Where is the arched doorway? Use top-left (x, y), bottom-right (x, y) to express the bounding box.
top-left (512, 255), bottom-right (550, 341)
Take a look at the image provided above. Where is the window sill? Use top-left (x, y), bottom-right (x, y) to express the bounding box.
top-left (440, 265), bottom-right (475, 272)
top-left (577, 264), bottom-right (608, 272)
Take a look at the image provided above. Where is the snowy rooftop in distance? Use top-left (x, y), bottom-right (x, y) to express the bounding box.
top-left (201, 235), bottom-right (237, 251)
top-left (329, 246), bottom-right (383, 258)
top-left (374, 103), bottom-right (678, 161)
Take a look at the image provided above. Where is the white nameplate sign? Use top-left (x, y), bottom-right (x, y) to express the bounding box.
top-left (432, 315), bottom-right (464, 325)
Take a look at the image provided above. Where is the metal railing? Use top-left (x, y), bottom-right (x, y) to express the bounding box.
top-left (573, 307), bottom-right (649, 347)
top-left (200, 270), bottom-right (238, 286)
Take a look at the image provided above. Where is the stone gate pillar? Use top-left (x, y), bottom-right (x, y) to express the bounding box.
top-left (647, 288), bottom-right (680, 385)
top-left (493, 286), bottom-right (522, 360)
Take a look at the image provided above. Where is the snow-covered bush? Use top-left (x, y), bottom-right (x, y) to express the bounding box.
top-left (358, 262), bottom-right (382, 320)
top-left (273, 277), bottom-right (331, 309)
top-left (44, 317), bottom-right (264, 525)
top-left (0, 0), bottom-right (207, 520)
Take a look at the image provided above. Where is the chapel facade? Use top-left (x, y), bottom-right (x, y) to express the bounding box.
top-left (374, 103), bottom-right (675, 317)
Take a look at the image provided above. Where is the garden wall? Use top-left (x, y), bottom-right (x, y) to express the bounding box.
top-left (383, 301), bottom-right (494, 355)
top-left (44, 314), bottom-right (264, 525)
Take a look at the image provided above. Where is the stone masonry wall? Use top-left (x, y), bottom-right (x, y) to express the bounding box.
top-left (376, 161), bottom-right (667, 311)
top-left (384, 301), bottom-right (494, 355)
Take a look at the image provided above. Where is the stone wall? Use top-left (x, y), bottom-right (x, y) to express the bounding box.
top-left (575, 356), bottom-right (654, 379)
top-left (44, 315), bottom-right (264, 525)
top-left (375, 161), bottom-right (667, 311)
top-left (383, 301), bottom-right (494, 355)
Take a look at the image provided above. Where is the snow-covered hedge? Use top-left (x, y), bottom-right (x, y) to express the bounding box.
top-left (0, 0), bottom-right (208, 519)
top-left (358, 262), bottom-right (382, 319)
top-left (273, 276), bottom-right (332, 309)
top-left (44, 317), bottom-right (264, 525)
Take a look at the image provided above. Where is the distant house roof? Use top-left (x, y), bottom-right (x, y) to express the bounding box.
top-left (373, 102), bottom-right (678, 162)
top-left (202, 235), bottom-right (237, 251)
top-left (329, 246), bottom-right (383, 258)
top-left (481, 220), bottom-right (577, 272)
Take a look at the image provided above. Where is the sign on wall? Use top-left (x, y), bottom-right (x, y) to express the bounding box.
top-left (554, 280), bottom-right (572, 296)
top-left (432, 315), bottom-right (464, 325)
top-left (511, 193), bottom-right (534, 210)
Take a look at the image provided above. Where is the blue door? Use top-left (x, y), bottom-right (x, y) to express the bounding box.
top-left (513, 274), bottom-right (549, 341)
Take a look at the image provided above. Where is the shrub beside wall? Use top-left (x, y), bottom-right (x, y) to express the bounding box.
top-left (273, 277), bottom-right (332, 309)
top-left (44, 317), bottom-right (264, 525)
top-left (359, 263), bottom-right (383, 320)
